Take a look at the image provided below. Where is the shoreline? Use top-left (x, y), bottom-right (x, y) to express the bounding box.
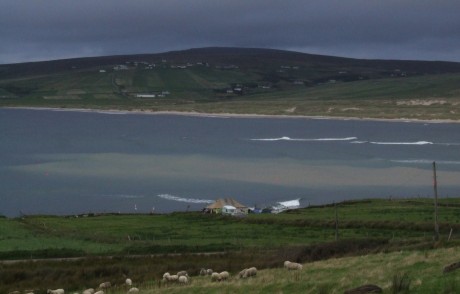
top-left (2, 106), bottom-right (459, 124)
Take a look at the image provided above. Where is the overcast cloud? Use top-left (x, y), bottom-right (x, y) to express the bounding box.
top-left (1, 0), bottom-right (460, 64)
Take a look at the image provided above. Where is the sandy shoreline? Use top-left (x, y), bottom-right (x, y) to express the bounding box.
top-left (2, 106), bottom-right (459, 124)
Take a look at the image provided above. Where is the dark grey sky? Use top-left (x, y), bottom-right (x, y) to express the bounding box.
top-left (1, 0), bottom-right (460, 64)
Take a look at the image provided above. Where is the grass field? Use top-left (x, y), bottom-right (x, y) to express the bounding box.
top-left (2, 198), bottom-right (460, 292)
top-left (2, 198), bottom-right (460, 259)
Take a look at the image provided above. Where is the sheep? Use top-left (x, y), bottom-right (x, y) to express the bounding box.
top-left (47, 289), bottom-right (65, 294)
top-left (206, 268), bottom-right (213, 275)
top-left (211, 272), bottom-right (221, 282)
top-left (284, 261), bottom-right (303, 270)
top-left (200, 268), bottom-right (207, 276)
top-left (178, 275), bottom-right (189, 284)
top-left (177, 270), bottom-right (188, 277)
top-left (240, 267), bottom-right (257, 278)
top-left (127, 287), bottom-right (139, 293)
top-left (219, 271), bottom-right (230, 281)
top-left (82, 289), bottom-right (95, 294)
top-left (94, 291), bottom-right (104, 294)
top-left (238, 268), bottom-right (247, 278)
top-left (163, 272), bottom-right (179, 282)
top-left (98, 282), bottom-right (111, 289)
top-left (125, 278), bottom-right (132, 286)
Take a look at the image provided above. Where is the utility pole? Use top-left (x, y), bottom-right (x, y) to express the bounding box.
top-left (433, 161), bottom-right (439, 241)
top-left (335, 202), bottom-right (339, 241)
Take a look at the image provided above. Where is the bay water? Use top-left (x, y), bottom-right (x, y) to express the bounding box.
top-left (1, 108), bottom-right (459, 217)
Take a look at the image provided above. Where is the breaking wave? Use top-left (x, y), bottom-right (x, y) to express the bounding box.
top-left (370, 141), bottom-right (433, 145)
top-left (391, 159), bottom-right (460, 165)
top-left (157, 194), bottom-right (214, 204)
top-left (250, 136), bottom-right (357, 142)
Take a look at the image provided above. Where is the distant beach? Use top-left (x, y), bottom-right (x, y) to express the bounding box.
top-left (3, 106), bottom-right (459, 124)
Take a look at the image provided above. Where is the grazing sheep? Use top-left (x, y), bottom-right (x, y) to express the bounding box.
top-left (211, 272), bottom-right (221, 282)
top-left (82, 289), bottom-right (95, 294)
top-left (200, 268), bottom-right (207, 276)
top-left (219, 271), bottom-right (230, 281)
top-left (125, 278), bottom-right (132, 286)
top-left (206, 268), bottom-right (213, 275)
top-left (127, 287), bottom-right (139, 293)
top-left (98, 282), bottom-right (111, 289)
top-left (285, 261), bottom-right (303, 270)
top-left (178, 275), bottom-right (189, 284)
top-left (177, 270), bottom-right (188, 277)
top-left (163, 273), bottom-right (179, 282)
top-left (240, 267), bottom-right (257, 278)
top-left (47, 289), bottom-right (65, 294)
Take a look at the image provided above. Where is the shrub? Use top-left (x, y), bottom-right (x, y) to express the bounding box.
top-left (391, 272), bottom-right (411, 294)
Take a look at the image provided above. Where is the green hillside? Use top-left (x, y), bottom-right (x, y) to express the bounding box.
top-left (2, 198), bottom-right (460, 293)
top-left (1, 47), bottom-right (460, 120)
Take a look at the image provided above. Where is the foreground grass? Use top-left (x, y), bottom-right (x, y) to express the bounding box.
top-left (2, 198), bottom-right (460, 292)
top-left (4, 247), bottom-right (460, 293)
top-left (146, 247), bottom-right (460, 294)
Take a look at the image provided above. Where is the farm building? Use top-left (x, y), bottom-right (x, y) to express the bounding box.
top-left (204, 198), bottom-right (249, 215)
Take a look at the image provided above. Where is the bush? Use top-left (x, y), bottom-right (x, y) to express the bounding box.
top-left (391, 272), bottom-right (411, 294)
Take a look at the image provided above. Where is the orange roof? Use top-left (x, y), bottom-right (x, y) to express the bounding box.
top-left (206, 198), bottom-right (247, 209)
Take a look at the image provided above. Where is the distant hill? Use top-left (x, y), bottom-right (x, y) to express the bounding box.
top-left (2, 47), bottom-right (460, 79)
top-left (1, 47), bottom-right (460, 120)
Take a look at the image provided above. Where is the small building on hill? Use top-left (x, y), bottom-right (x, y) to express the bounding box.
top-left (204, 198), bottom-right (249, 215)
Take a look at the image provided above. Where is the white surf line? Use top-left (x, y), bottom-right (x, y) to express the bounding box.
top-left (369, 141), bottom-right (433, 145)
top-left (157, 194), bottom-right (214, 204)
top-left (250, 136), bottom-right (357, 141)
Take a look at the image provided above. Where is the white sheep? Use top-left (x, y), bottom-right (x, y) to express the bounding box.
top-left (82, 289), bottom-right (95, 294)
top-left (178, 275), bottom-right (189, 284)
top-left (125, 278), bottom-right (132, 286)
top-left (177, 270), bottom-right (188, 277)
top-left (98, 282), bottom-right (111, 289)
top-left (211, 272), bottom-right (221, 282)
top-left (127, 287), bottom-right (139, 293)
top-left (47, 289), bottom-right (65, 294)
top-left (219, 271), bottom-right (230, 281)
top-left (284, 260), bottom-right (291, 268)
top-left (206, 268), bottom-right (213, 275)
top-left (240, 267), bottom-right (257, 278)
top-left (286, 261), bottom-right (302, 270)
top-left (163, 273), bottom-right (179, 282)
top-left (200, 268), bottom-right (207, 276)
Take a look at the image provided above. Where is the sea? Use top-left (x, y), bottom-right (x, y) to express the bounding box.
top-left (1, 108), bottom-right (459, 217)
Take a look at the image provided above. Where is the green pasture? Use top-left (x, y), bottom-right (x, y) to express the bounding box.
top-left (2, 198), bottom-right (460, 293)
top-left (1, 198), bottom-right (459, 260)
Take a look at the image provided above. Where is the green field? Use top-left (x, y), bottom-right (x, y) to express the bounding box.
top-left (2, 198), bottom-right (460, 292)
top-left (2, 198), bottom-right (460, 259)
